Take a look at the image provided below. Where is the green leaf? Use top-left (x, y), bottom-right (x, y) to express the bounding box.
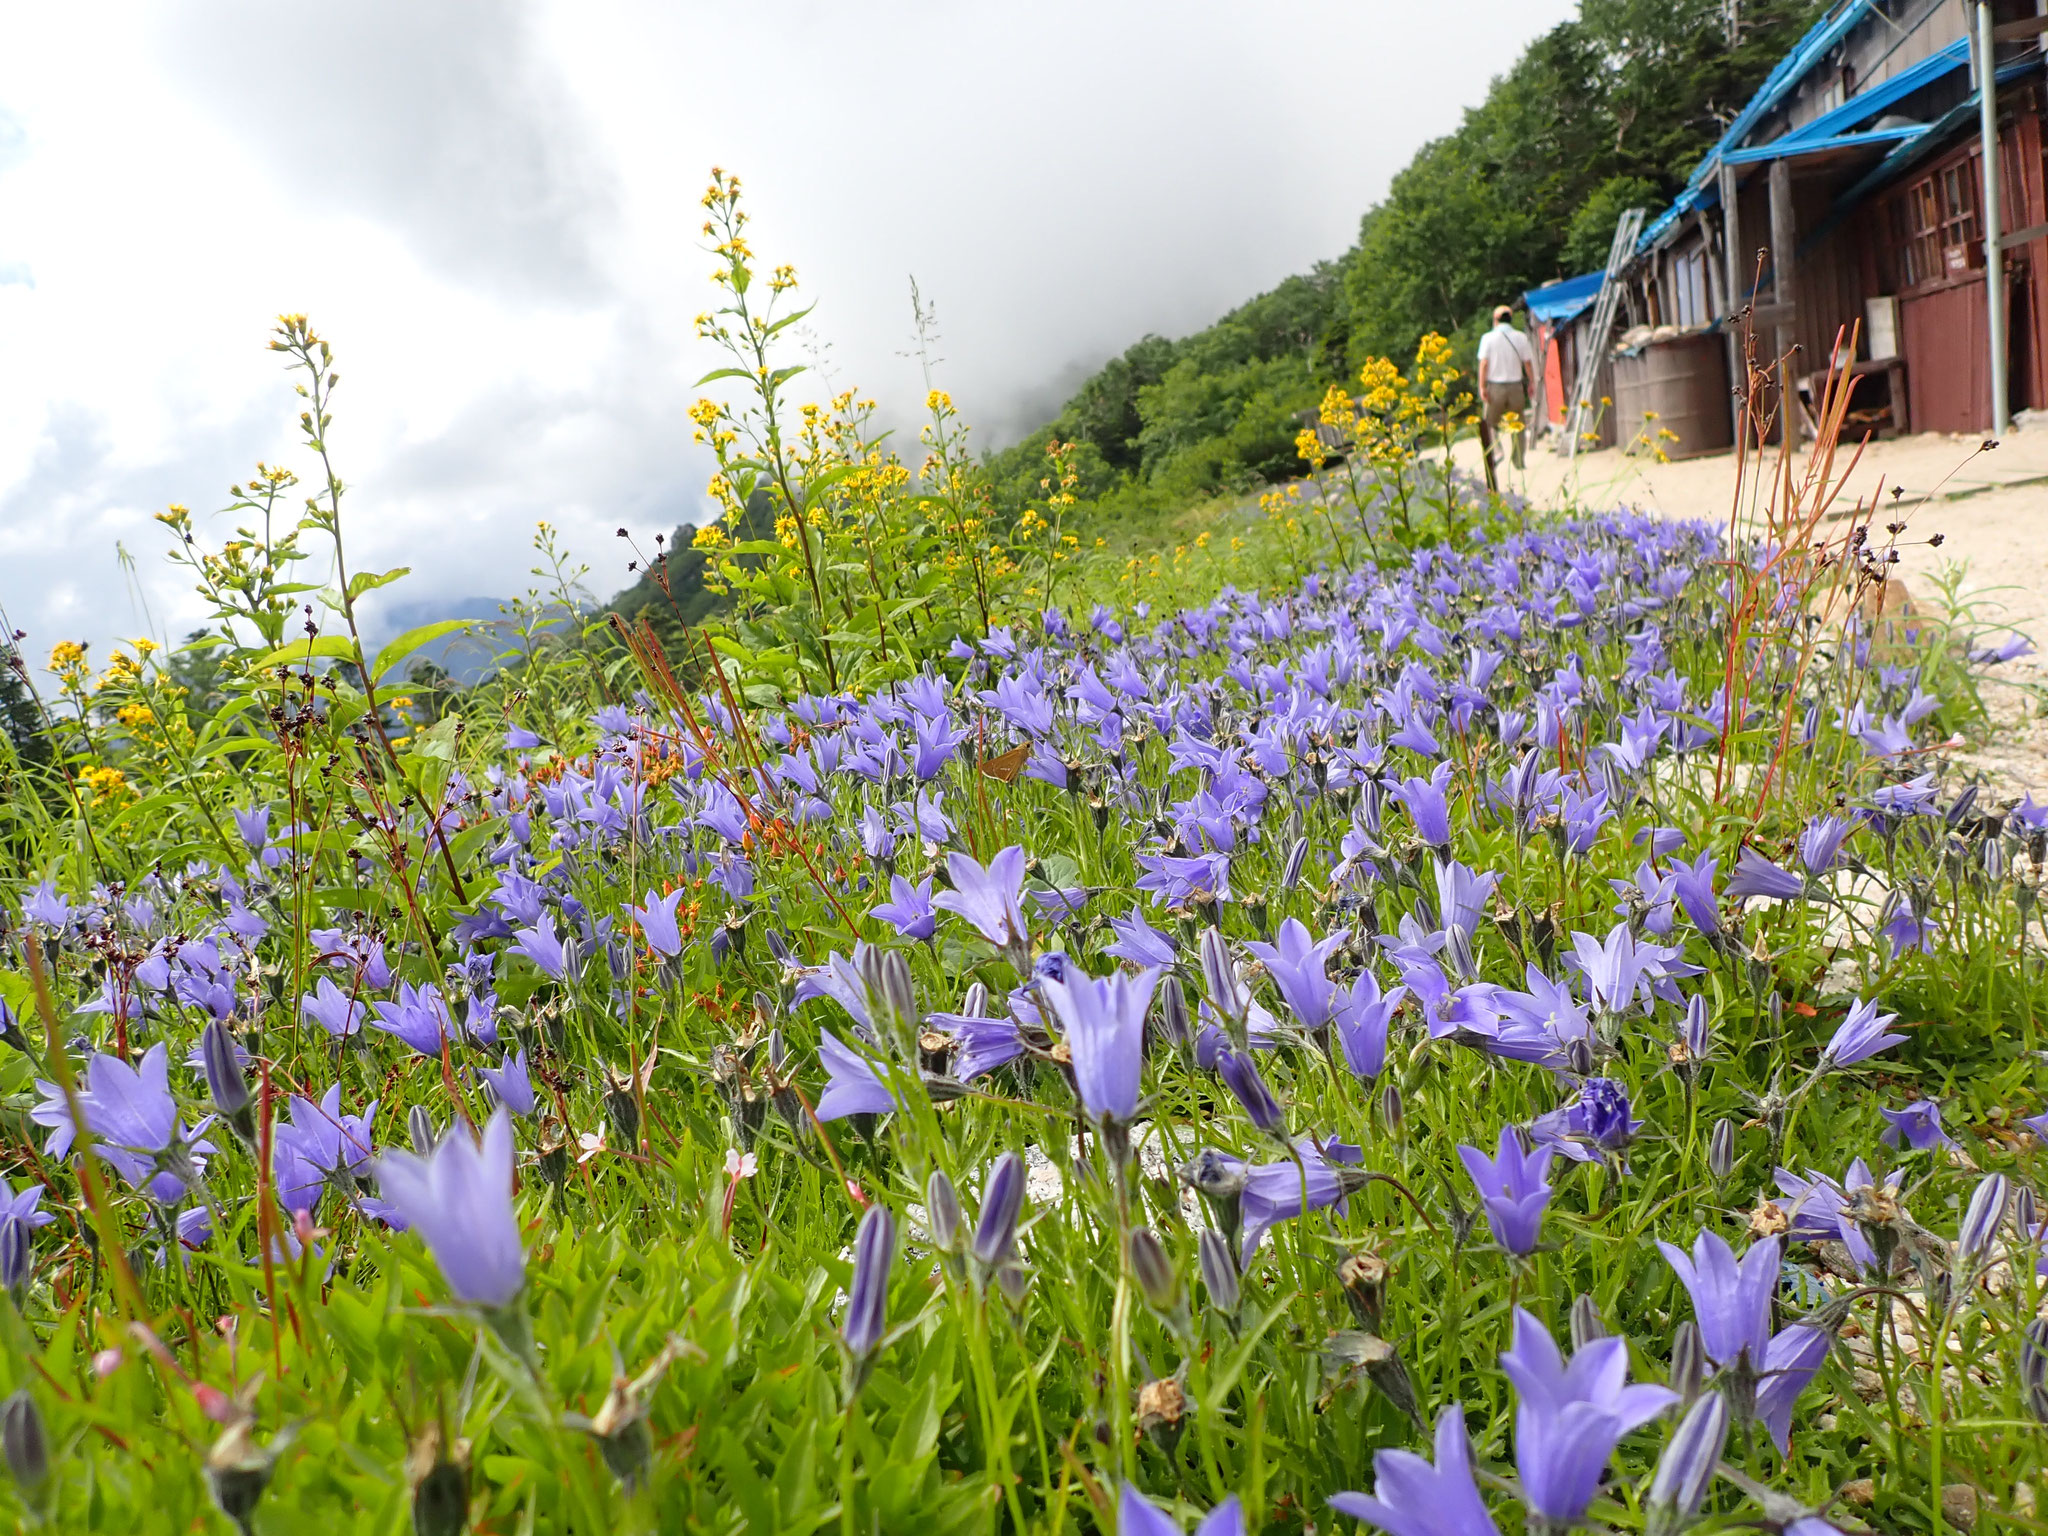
top-left (371, 620), bottom-right (472, 684)
top-left (408, 715), bottom-right (461, 764)
top-left (693, 366), bottom-right (755, 387)
top-left (345, 566), bottom-right (411, 601)
top-left (251, 634), bottom-right (358, 670)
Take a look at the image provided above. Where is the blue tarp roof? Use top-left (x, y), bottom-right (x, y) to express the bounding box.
top-left (1715, 38), bottom-right (1969, 166)
top-left (1637, 0), bottom-right (1878, 251)
top-left (1523, 269), bottom-right (1604, 326)
top-left (1826, 52), bottom-right (2045, 221)
top-left (1770, 37), bottom-right (1968, 146)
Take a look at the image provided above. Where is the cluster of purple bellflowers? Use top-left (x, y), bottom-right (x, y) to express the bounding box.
top-left (6, 507), bottom-right (2042, 1529)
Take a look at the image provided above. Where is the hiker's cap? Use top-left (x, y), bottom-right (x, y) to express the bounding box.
top-left (1493, 305), bottom-right (1513, 323)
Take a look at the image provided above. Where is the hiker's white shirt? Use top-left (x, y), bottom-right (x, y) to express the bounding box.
top-left (1478, 323), bottom-right (1536, 384)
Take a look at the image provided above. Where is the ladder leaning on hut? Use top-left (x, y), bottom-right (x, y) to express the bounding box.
top-left (1560, 206), bottom-right (1645, 462)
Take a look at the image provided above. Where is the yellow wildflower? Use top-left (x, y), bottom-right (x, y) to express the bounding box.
top-left (80, 765), bottom-right (131, 801)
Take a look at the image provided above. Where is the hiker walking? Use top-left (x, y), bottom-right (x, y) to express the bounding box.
top-left (1477, 304), bottom-right (1536, 472)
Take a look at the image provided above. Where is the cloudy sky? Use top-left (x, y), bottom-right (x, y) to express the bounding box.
top-left (0, 0), bottom-right (1571, 665)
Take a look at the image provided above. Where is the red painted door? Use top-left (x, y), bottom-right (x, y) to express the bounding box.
top-left (1902, 277), bottom-right (1990, 434)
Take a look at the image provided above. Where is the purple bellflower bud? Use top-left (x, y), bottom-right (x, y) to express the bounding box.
top-left (1707, 1119), bottom-right (1735, 1181)
top-left (841, 1202), bottom-right (896, 1382)
top-left (199, 1019), bottom-right (255, 1145)
top-left (1127, 1227), bottom-right (1182, 1316)
top-left (1157, 975), bottom-right (1192, 1050)
top-left (972, 1153), bottom-right (1026, 1271)
top-left (1215, 1048), bottom-right (1285, 1133)
top-left (1, 1390), bottom-right (48, 1511)
top-left (0, 1218), bottom-right (31, 1301)
top-left (1957, 1172), bottom-right (2009, 1268)
top-left (1646, 1389), bottom-right (1729, 1536)
top-left (925, 1169), bottom-right (963, 1256)
top-left (1198, 1228), bottom-right (1239, 1316)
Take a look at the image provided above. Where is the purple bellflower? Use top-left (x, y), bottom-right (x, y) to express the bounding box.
top-left (1500, 1308), bottom-right (1675, 1526)
top-left (1456, 1126), bottom-right (1553, 1255)
top-left (816, 1031), bottom-right (900, 1122)
top-left (371, 982), bottom-right (454, 1059)
top-left (1332, 972), bottom-right (1405, 1081)
top-left (871, 875), bottom-right (939, 942)
top-left (1755, 1324), bottom-right (1832, 1453)
top-left (1658, 1230), bottom-right (1777, 1371)
top-left (32, 1043), bottom-right (213, 1204)
top-left (0, 1182), bottom-right (54, 1234)
top-left (511, 921), bottom-right (569, 980)
top-left (301, 976), bottom-right (367, 1039)
top-left (1666, 853), bottom-right (1720, 935)
top-left (1529, 1079), bottom-right (1640, 1166)
top-left (482, 1049), bottom-right (536, 1118)
top-left (1819, 998), bottom-right (1905, 1071)
top-left (274, 1085), bottom-right (378, 1217)
top-left (1329, 1404), bottom-right (1503, 1536)
top-left (374, 1110), bottom-right (525, 1309)
top-left (1245, 918), bottom-right (1348, 1032)
top-left (1238, 1133), bottom-right (1364, 1263)
top-left (1774, 1160), bottom-right (1901, 1277)
top-left (1879, 1098), bottom-right (1954, 1151)
top-left (1105, 904), bottom-right (1177, 967)
top-left (232, 803), bottom-right (271, 853)
top-left (1120, 1482), bottom-right (1245, 1536)
top-left (1797, 815), bottom-right (1853, 876)
top-left (931, 846), bottom-right (1030, 955)
top-left (1725, 847), bottom-right (1806, 902)
top-left (631, 888), bottom-right (686, 959)
top-left (1389, 763), bottom-right (1455, 847)
top-left (22, 882), bottom-right (72, 932)
top-left (1038, 962), bottom-right (1161, 1128)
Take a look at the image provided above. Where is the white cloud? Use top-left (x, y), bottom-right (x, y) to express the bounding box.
top-left (0, 0), bottom-right (1572, 666)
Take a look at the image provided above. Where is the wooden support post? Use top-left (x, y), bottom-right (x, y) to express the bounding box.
top-left (1768, 157), bottom-right (1798, 373)
top-left (1719, 160), bottom-right (1745, 442)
